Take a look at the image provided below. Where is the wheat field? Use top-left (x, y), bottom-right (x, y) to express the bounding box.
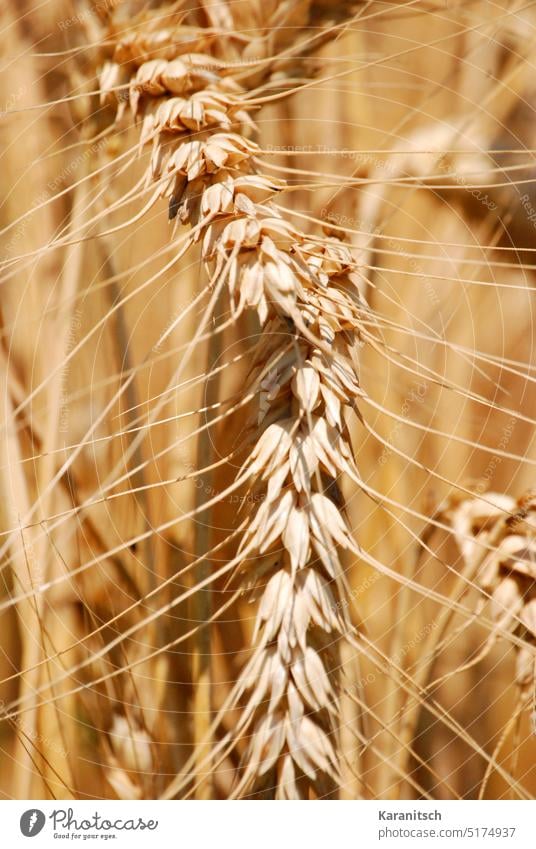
top-left (0, 0), bottom-right (535, 802)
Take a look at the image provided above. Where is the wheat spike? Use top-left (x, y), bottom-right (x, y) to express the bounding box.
top-left (3, 0), bottom-right (536, 804)
top-left (94, 0), bottom-right (363, 799)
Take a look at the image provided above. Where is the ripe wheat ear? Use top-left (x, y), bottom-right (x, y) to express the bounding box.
top-left (95, 0), bottom-right (368, 800)
top-left (1, 0), bottom-right (536, 802)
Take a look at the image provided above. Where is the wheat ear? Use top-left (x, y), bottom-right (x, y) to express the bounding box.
top-left (95, 0), bottom-right (363, 799)
top-left (443, 490), bottom-right (536, 702)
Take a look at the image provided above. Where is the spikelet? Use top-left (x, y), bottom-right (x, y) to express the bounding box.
top-left (105, 714), bottom-right (154, 800)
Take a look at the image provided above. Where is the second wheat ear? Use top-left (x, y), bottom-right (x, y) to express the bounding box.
top-left (98, 2), bottom-right (365, 799)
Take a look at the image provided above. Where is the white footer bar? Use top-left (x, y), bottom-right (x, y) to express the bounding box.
top-left (2, 800), bottom-right (535, 848)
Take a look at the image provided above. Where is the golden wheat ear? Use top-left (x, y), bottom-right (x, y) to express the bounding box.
top-left (91, 0), bottom-right (368, 800)
top-left (2, 0), bottom-right (536, 803)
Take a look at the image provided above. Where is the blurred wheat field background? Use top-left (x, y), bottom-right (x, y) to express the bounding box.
top-left (0, 0), bottom-right (535, 801)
